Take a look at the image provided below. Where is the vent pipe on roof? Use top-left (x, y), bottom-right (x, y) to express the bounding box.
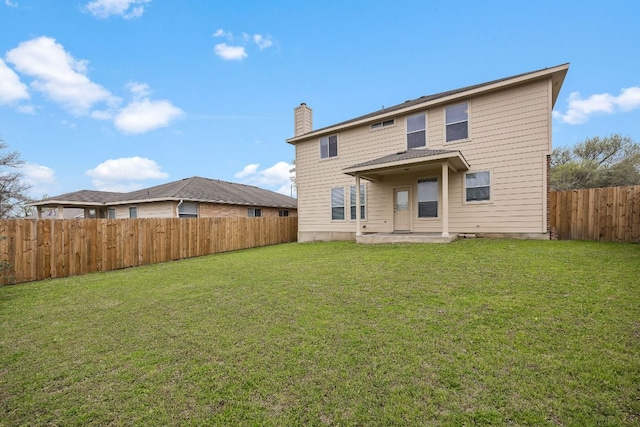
top-left (294, 103), bottom-right (312, 137)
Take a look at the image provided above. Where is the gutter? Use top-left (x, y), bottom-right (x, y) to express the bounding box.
top-left (176, 199), bottom-right (183, 218)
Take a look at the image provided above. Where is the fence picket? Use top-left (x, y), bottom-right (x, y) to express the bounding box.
top-left (0, 217), bottom-right (297, 284)
top-left (550, 185), bottom-right (640, 243)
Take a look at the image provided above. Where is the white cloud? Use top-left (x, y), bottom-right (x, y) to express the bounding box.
top-left (22, 163), bottom-right (55, 184)
top-left (212, 29), bottom-right (274, 60)
top-left (5, 36), bottom-right (118, 115)
top-left (113, 81), bottom-right (182, 133)
top-left (253, 34), bottom-right (273, 50)
top-left (214, 43), bottom-right (247, 61)
top-left (213, 28), bottom-right (233, 40)
top-left (5, 0), bottom-right (17, 7)
top-left (554, 86), bottom-right (640, 124)
top-left (16, 104), bottom-right (35, 114)
top-left (84, 0), bottom-right (151, 19)
top-left (86, 156), bottom-right (168, 190)
top-left (126, 81), bottom-right (151, 99)
top-left (21, 163), bottom-right (57, 197)
top-left (5, 37), bottom-right (182, 134)
top-left (0, 59), bottom-right (29, 104)
top-left (234, 163), bottom-right (259, 179)
top-left (615, 86), bottom-right (640, 111)
top-left (234, 161), bottom-right (295, 196)
top-left (115, 98), bottom-right (183, 134)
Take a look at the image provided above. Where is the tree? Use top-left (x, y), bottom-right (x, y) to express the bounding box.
top-left (551, 134), bottom-right (640, 190)
top-left (0, 139), bottom-right (32, 218)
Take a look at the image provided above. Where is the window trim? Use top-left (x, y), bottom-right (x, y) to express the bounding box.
top-left (248, 208), bottom-right (262, 217)
top-left (178, 202), bottom-right (199, 218)
top-left (417, 177), bottom-right (439, 219)
top-left (464, 170), bottom-right (492, 204)
top-left (330, 186), bottom-right (346, 221)
top-left (407, 113), bottom-right (427, 149)
top-left (129, 206), bottom-right (138, 218)
top-left (107, 207), bottom-right (116, 219)
top-left (444, 102), bottom-right (470, 143)
top-left (320, 134), bottom-right (338, 159)
top-left (349, 183), bottom-right (366, 221)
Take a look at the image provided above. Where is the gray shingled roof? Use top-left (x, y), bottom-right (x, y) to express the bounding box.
top-left (345, 149), bottom-right (460, 170)
top-left (32, 177), bottom-right (297, 209)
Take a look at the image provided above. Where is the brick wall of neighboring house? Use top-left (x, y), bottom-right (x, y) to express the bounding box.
top-left (199, 203), bottom-right (297, 218)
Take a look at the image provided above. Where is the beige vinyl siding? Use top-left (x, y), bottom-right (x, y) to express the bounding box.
top-left (295, 78), bottom-right (551, 236)
top-left (447, 80), bottom-right (550, 233)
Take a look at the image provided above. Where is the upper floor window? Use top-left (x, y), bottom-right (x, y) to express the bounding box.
top-left (465, 171), bottom-right (490, 202)
top-left (320, 135), bottom-right (338, 159)
top-left (331, 187), bottom-right (345, 220)
top-left (407, 114), bottom-right (426, 149)
top-left (179, 202), bottom-right (198, 218)
top-left (445, 103), bottom-right (469, 142)
top-left (417, 178), bottom-right (438, 218)
top-left (350, 184), bottom-right (366, 220)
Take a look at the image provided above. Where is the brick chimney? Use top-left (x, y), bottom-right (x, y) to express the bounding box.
top-left (294, 103), bottom-right (312, 137)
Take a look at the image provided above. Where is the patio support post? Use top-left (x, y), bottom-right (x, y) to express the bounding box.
top-left (441, 162), bottom-right (449, 237)
top-left (355, 174), bottom-right (362, 237)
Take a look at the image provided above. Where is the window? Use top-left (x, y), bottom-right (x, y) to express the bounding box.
top-left (279, 210), bottom-right (289, 217)
top-left (350, 184), bottom-right (366, 220)
top-left (108, 207), bottom-right (116, 219)
top-left (417, 178), bottom-right (438, 218)
top-left (331, 187), bottom-right (345, 220)
top-left (465, 171), bottom-right (491, 202)
top-left (320, 135), bottom-right (338, 159)
top-left (445, 103), bottom-right (469, 142)
top-left (179, 202), bottom-right (198, 218)
top-left (407, 113), bottom-right (426, 149)
top-left (129, 206), bottom-right (138, 218)
top-left (371, 119), bottom-right (395, 129)
top-left (248, 208), bottom-right (262, 217)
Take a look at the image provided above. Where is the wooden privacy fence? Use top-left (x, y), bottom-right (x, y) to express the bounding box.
top-left (549, 185), bottom-right (640, 242)
top-left (0, 216), bottom-right (298, 284)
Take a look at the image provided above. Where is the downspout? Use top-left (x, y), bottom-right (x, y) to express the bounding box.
top-left (176, 199), bottom-right (183, 218)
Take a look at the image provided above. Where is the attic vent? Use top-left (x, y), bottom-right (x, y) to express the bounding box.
top-left (371, 119), bottom-right (395, 129)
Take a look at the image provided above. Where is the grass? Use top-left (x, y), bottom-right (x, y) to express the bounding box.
top-left (1, 239), bottom-right (639, 426)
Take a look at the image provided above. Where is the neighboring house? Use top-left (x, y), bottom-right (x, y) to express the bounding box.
top-left (29, 176), bottom-right (297, 219)
top-left (287, 63), bottom-right (569, 243)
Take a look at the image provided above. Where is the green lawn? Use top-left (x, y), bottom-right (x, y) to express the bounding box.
top-left (1, 239), bottom-right (639, 426)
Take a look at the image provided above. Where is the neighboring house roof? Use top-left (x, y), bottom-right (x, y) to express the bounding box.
top-left (29, 176), bottom-right (297, 209)
top-left (287, 63), bottom-right (569, 143)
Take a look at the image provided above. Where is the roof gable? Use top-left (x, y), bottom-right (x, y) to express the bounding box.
top-left (287, 63), bottom-right (569, 143)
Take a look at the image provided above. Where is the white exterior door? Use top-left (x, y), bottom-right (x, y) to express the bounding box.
top-left (394, 187), bottom-right (410, 231)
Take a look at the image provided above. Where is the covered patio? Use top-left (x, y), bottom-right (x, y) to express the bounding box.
top-left (343, 148), bottom-right (470, 243)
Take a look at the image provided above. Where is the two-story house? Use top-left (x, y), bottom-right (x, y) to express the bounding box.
top-left (287, 63), bottom-right (569, 243)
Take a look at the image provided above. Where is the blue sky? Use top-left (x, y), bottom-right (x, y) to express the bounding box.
top-left (1, 0), bottom-right (639, 200)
